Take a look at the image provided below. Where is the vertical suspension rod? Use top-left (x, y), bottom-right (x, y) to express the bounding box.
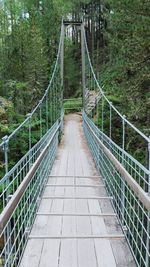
top-left (81, 23), bottom-right (86, 110)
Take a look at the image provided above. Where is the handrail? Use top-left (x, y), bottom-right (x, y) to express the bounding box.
top-left (0, 122), bottom-right (57, 185)
top-left (0, 123), bottom-right (60, 234)
top-left (85, 115), bottom-right (149, 175)
top-left (83, 115), bottom-right (150, 211)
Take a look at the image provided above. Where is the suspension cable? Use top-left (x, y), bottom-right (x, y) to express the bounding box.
top-left (0, 21), bottom-right (64, 148)
top-left (82, 27), bottom-right (149, 142)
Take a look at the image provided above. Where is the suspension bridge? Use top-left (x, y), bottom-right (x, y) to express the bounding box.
top-left (0, 20), bottom-right (150, 267)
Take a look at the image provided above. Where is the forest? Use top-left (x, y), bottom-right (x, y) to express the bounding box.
top-left (0, 1), bottom-right (150, 266)
top-left (0, 0), bottom-right (150, 175)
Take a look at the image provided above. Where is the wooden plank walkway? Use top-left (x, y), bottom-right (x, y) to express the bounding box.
top-left (20, 114), bottom-right (136, 267)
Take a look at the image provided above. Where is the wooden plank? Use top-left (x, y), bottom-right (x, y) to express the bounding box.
top-left (65, 177), bottom-right (75, 185)
top-left (98, 198), bottom-right (115, 214)
top-left (55, 177), bottom-right (66, 185)
top-left (63, 199), bottom-right (76, 213)
top-left (75, 199), bottom-right (89, 213)
top-left (77, 239), bottom-right (97, 267)
top-left (94, 239), bottom-right (117, 267)
top-left (91, 216), bottom-right (108, 235)
top-left (38, 199), bottom-right (53, 213)
top-left (88, 199), bottom-right (108, 235)
top-left (111, 240), bottom-right (137, 267)
top-left (79, 151), bottom-right (91, 176)
top-left (58, 150), bottom-right (69, 176)
top-left (75, 186), bottom-right (107, 197)
top-left (67, 148), bottom-right (75, 176)
top-left (88, 199), bottom-right (102, 214)
top-left (59, 240), bottom-right (78, 267)
top-left (65, 187), bottom-right (75, 197)
top-left (62, 216), bottom-right (76, 235)
top-left (45, 216), bottom-right (62, 236)
top-left (19, 114), bottom-right (136, 267)
top-left (31, 214), bottom-right (49, 236)
top-left (104, 216), bottom-right (122, 235)
top-left (20, 240), bottom-right (43, 267)
top-left (76, 177), bottom-right (101, 185)
top-left (46, 177), bottom-right (57, 185)
top-left (39, 239), bottom-right (60, 267)
top-left (42, 186), bottom-right (56, 196)
top-left (54, 186), bottom-right (65, 197)
top-left (51, 199), bottom-right (64, 213)
top-left (76, 216), bottom-right (92, 235)
top-left (74, 138), bottom-right (84, 176)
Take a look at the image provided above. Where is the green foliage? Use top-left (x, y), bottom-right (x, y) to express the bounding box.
top-left (64, 98), bottom-right (82, 113)
top-left (64, 40), bottom-right (81, 98)
top-left (100, 0), bottom-right (150, 129)
top-left (0, 0), bottom-right (149, 177)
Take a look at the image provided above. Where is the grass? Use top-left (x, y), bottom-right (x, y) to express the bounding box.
top-left (63, 98), bottom-right (82, 113)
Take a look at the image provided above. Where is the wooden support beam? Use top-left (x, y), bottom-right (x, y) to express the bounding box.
top-left (48, 175), bottom-right (102, 178)
top-left (42, 196), bottom-right (113, 200)
top-left (36, 213), bottom-right (117, 217)
top-left (45, 184), bottom-right (105, 188)
top-left (29, 234), bottom-right (125, 240)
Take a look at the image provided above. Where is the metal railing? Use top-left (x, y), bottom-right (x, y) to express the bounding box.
top-left (0, 122), bottom-right (59, 211)
top-left (83, 112), bottom-right (150, 267)
top-left (82, 22), bottom-right (150, 267)
top-left (0, 120), bottom-right (61, 267)
top-left (0, 20), bottom-right (65, 267)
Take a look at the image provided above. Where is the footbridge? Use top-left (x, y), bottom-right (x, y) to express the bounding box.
top-left (0, 20), bottom-right (150, 267)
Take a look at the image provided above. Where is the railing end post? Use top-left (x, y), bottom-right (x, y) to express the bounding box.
top-left (2, 135), bottom-right (9, 175)
top-left (2, 135), bottom-right (9, 145)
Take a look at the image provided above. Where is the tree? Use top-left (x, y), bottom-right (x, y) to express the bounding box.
top-left (100, 0), bottom-right (150, 129)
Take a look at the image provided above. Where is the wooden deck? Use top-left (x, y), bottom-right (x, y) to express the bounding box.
top-left (20, 114), bottom-right (136, 267)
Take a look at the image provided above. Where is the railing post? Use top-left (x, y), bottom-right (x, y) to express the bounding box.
top-left (122, 115), bottom-right (126, 152)
top-left (61, 23), bottom-right (65, 88)
top-left (52, 86), bottom-right (55, 123)
top-left (2, 135), bottom-right (9, 176)
top-left (121, 115), bottom-right (126, 224)
top-left (60, 108), bottom-right (64, 134)
top-left (27, 113), bottom-right (32, 167)
top-left (109, 102), bottom-right (112, 149)
top-left (81, 22), bottom-right (86, 110)
top-left (146, 137), bottom-right (150, 266)
top-left (109, 102), bottom-right (112, 139)
top-left (101, 97), bottom-right (104, 134)
top-left (39, 100), bottom-right (42, 138)
top-left (46, 93), bottom-right (49, 131)
top-left (97, 100), bottom-right (99, 126)
top-left (2, 135), bottom-right (10, 267)
top-left (50, 89), bottom-right (53, 127)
